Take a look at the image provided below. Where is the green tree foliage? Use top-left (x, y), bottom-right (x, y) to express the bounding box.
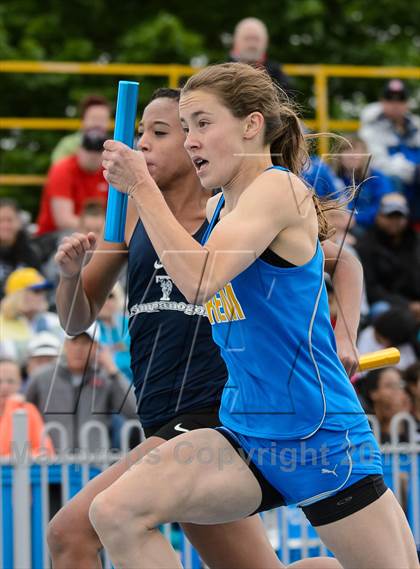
top-left (119, 12), bottom-right (203, 63)
top-left (0, 0), bottom-right (419, 215)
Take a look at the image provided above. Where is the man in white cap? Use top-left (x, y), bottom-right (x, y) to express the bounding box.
top-left (26, 331), bottom-right (61, 377)
top-left (25, 323), bottom-right (137, 452)
top-left (359, 79), bottom-right (420, 226)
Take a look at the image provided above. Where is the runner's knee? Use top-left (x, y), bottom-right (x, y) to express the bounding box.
top-left (48, 502), bottom-right (101, 556)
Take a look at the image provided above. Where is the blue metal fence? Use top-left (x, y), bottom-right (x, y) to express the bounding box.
top-left (1, 411), bottom-right (419, 569)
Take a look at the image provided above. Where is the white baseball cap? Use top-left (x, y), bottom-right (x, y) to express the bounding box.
top-left (28, 332), bottom-right (61, 358)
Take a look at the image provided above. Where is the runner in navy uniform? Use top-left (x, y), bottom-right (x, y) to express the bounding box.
top-left (51, 88), bottom-right (355, 568)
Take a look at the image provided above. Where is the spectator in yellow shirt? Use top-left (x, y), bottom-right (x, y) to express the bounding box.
top-left (0, 267), bottom-right (61, 364)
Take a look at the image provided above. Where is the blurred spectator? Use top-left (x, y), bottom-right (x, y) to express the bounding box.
top-left (0, 358), bottom-right (24, 408)
top-left (0, 340), bottom-right (17, 361)
top-left (97, 282), bottom-right (132, 382)
top-left (360, 366), bottom-right (410, 443)
top-left (359, 79), bottom-right (420, 225)
top-left (51, 95), bottom-right (111, 164)
top-left (94, 280), bottom-right (133, 449)
top-left (325, 208), bottom-right (369, 322)
top-left (356, 193), bottom-right (420, 320)
top-left (334, 136), bottom-right (394, 229)
top-left (302, 155), bottom-right (341, 199)
top-left (0, 358), bottom-right (54, 456)
top-left (25, 324), bottom-right (137, 452)
top-left (41, 200), bottom-right (106, 287)
top-left (79, 199), bottom-right (106, 237)
top-left (26, 332), bottom-right (61, 379)
top-left (228, 18), bottom-right (291, 93)
top-left (357, 308), bottom-right (418, 370)
top-left (403, 362), bottom-right (420, 442)
top-left (36, 129), bottom-right (108, 236)
top-left (0, 268), bottom-right (61, 363)
top-left (0, 198), bottom-right (41, 299)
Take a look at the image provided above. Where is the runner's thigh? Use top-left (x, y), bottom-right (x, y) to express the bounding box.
top-left (100, 428), bottom-right (263, 526)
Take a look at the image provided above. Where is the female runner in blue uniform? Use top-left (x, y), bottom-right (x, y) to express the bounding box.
top-left (52, 88), bottom-right (347, 568)
top-left (93, 64), bottom-right (419, 568)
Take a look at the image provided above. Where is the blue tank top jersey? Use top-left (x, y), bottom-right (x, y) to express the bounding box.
top-left (202, 167), bottom-right (366, 440)
top-left (127, 219), bottom-right (227, 428)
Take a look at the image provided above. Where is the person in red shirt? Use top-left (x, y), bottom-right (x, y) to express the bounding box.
top-left (36, 129), bottom-right (108, 235)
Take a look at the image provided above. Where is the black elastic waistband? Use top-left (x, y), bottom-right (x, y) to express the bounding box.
top-left (302, 474), bottom-right (388, 526)
top-left (142, 403), bottom-right (221, 433)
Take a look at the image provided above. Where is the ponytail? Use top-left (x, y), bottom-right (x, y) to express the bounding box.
top-left (312, 194), bottom-right (335, 241)
top-left (269, 117), bottom-right (353, 241)
top-left (266, 103), bottom-right (337, 241)
top-left (269, 111), bottom-right (307, 176)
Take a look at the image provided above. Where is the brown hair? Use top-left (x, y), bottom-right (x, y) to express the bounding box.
top-left (0, 198), bottom-right (20, 213)
top-left (150, 88), bottom-right (181, 103)
top-left (404, 361), bottom-right (420, 387)
top-left (79, 95), bottom-right (111, 118)
top-left (182, 62), bottom-right (347, 240)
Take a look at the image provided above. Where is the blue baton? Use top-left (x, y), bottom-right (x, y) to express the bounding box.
top-left (104, 80), bottom-right (139, 242)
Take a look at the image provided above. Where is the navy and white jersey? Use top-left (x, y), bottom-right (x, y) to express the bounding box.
top-left (202, 167), bottom-right (366, 440)
top-left (127, 219), bottom-right (227, 428)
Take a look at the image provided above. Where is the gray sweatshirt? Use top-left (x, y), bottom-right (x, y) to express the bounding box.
top-left (25, 359), bottom-right (137, 452)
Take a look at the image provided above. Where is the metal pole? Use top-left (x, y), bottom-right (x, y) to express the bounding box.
top-left (314, 66), bottom-right (329, 157)
top-left (12, 410), bottom-right (32, 569)
top-left (168, 66), bottom-right (180, 88)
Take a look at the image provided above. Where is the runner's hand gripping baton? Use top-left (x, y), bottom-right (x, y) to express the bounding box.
top-left (104, 80), bottom-right (139, 243)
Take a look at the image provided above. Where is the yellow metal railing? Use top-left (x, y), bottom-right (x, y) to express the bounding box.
top-left (0, 61), bottom-right (419, 186)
